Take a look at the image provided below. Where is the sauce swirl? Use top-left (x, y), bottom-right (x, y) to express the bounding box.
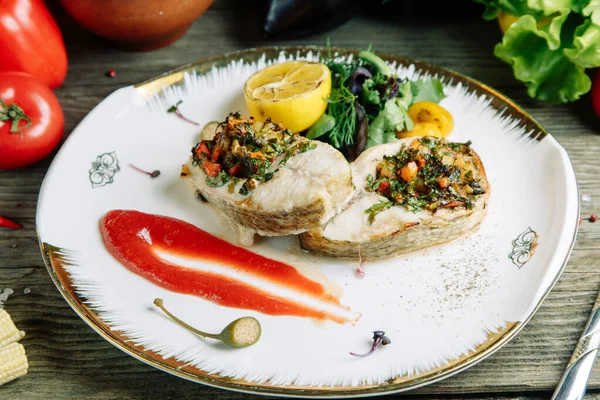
top-left (100, 210), bottom-right (356, 323)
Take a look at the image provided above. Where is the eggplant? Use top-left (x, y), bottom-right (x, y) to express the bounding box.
top-left (263, 0), bottom-right (362, 38)
top-left (362, 0), bottom-right (483, 22)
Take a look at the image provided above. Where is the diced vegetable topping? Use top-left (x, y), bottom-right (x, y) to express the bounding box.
top-left (365, 137), bottom-right (486, 223)
top-left (192, 113), bottom-right (315, 196)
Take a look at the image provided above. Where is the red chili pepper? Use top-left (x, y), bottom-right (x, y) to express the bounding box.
top-left (0, 216), bottom-right (23, 229)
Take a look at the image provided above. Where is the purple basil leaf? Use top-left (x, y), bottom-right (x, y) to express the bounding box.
top-left (348, 67), bottom-right (373, 96)
top-left (345, 100), bottom-right (368, 161)
top-left (386, 77), bottom-right (399, 99)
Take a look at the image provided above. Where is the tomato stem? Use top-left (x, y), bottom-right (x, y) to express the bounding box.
top-left (153, 298), bottom-right (220, 339)
top-left (0, 99), bottom-right (32, 133)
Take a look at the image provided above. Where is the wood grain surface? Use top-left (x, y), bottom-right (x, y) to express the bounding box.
top-left (1, 0), bottom-right (600, 398)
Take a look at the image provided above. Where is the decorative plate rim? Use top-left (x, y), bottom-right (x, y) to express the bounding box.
top-left (37, 45), bottom-right (580, 398)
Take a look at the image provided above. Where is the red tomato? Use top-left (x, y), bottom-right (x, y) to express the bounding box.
top-left (0, 72), bottom-right (64, 169)
top-left (0, 0), bottom-right (68, 88)
top-left (202, 159), bottom-right (221, 177)
top-left (592, 69), bottom-right (600, 119)
top-left (377, 181), bottom-right (390, 195)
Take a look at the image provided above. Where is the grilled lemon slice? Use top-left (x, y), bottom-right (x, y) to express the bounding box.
top-left (244, 61), bottom-right (331, 132)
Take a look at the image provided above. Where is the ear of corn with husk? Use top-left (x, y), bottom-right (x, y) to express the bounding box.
top-left (0, 309), bottom-right (28, 385)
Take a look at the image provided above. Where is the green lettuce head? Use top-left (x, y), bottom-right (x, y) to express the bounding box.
top-left (474, 0), bottom-right (600, 103)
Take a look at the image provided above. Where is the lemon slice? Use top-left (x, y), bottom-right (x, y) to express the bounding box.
top-left (244, 61), bottom-right (331, 132)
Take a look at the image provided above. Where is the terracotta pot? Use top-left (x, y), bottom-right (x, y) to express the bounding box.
top-left (57, 0), bottom-right (213, 51)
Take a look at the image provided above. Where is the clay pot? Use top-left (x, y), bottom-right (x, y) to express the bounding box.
top-left (57, 0), bottom-right (213, 51)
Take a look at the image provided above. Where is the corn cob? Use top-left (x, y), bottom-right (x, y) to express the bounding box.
top-left (0, 309), bottom-right (28, 385)
top-left (0, 343), bottom-right (28, 385)
top-left (0, 309), bottom-right (25, 348)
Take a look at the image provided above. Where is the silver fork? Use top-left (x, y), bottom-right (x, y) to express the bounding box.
top-left (551, 290), bottom-right (600, 400)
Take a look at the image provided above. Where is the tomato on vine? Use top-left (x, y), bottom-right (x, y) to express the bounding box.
top-left (0, 72), bottom-right (64, 169)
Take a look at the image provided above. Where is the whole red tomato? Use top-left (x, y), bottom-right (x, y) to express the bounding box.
top-left (0, 0), bottom-right (68, 88)
top-left (592, 69), bottom-right (600, 119)
top-left (0, 72), bottom-right (64, 169)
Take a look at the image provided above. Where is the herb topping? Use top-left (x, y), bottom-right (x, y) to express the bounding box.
top-left (192, 113), bottom-right (313, 196)
top-left (365, 137), bottom-right (486, 223)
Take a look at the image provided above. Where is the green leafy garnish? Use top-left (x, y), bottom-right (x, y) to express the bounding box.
top-left (367, 99), bottom-right (414, 148)
top-left (410, 79), bottom-right (447, 104)
top-left (395, 80), bottom-right (414, 109)
top-left (358, 50), bottom-right (393, 76)
top-left (364, 201), bottom-right (394, 224)
top-left (281, 141), bottom-right (317, 166)
top-left (306, 114), bottom-right (336, 140)
top-left (366, 173), bottom-right (388, 191)
top-left (361, 77), bottom-right (384, 107)
top-left (314, 44), bottom-right (448, 160)
top-left (325, 86), bottom-right (357, 148)
top-left (167, 100), bottom-right (183, 113)
top-left (205, 171), bottom-right (230, 188)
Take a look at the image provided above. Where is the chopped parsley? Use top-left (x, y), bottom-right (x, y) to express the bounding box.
top-left (205, 171), bottom-right (230, 188)
top-left (281, 142), bottom-right (317, 166)
top-left (364, 201), bottom-right (394, 224)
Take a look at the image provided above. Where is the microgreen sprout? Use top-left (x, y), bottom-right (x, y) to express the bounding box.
top-left (350, 331), bottom-right (391, 358)
top-left (355, 251), bottom-right (366, 279)
top-left (128, 163), bottom-right (160, 178)
top-left (167, 100), bottom-right (200, 126)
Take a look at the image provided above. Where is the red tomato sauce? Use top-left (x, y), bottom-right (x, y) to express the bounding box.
top-left (100, 210), bottom-right (354, 323)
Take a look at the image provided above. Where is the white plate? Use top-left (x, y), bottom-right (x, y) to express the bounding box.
top-left (37, 46), bottom-right (579, 397)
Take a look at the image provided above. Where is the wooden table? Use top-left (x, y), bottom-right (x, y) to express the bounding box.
top-left (2, 1), bottom-right (600, 398)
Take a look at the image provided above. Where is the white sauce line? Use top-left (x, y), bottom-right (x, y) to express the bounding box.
top-left (154, 249), bottom-right (358, 322)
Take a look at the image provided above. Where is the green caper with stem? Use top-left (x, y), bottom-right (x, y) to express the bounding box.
top-left (153, 298), bottom-right (261, 348)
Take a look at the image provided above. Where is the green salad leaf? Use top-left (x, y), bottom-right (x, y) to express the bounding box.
top-left (315, 46), bottom-right (448, 159)
top-left (396, 80), bottom-right (413, 108)
top-left (474, 0), bottom-right (600, 103)
top-left (475, 0), bottom-right (537, 20)
top-left (410, 78), bottom-right (447, 104)
top-left (367, 98), bottom-right (414, 148)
